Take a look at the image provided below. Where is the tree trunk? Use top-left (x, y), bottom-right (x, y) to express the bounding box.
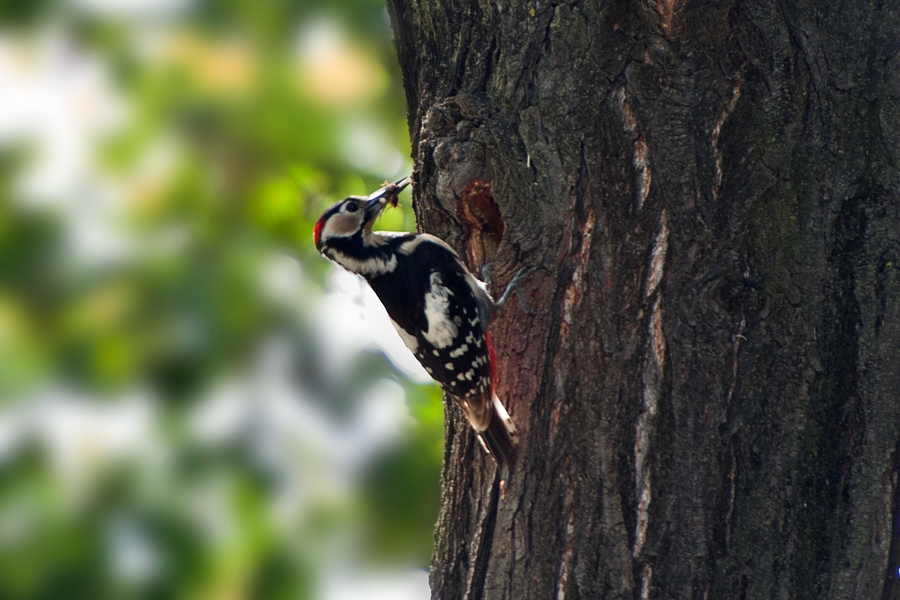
top-left (385, 0), bottom-right (900, 598)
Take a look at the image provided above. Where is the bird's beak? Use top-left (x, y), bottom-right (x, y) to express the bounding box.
top-left (365, 177), bottom-right (411, 213)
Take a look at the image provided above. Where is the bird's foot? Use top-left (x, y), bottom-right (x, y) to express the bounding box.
top-left (492, 265), bottom-right (537, 312)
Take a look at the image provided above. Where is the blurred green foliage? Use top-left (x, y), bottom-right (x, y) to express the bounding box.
top-left (0, 1), bottom-right (441, 598)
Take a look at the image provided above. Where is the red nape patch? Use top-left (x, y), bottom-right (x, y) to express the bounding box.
top-left (313, 219), bottom-right (325, 249)
top-left (486, 330), bottom-right (497, 393)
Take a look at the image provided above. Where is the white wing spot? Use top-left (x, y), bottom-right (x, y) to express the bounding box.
top-left (422, 272), bottom-right (458, 349)
top-left (449, 344), bottom-right (468, 358)
top-left (445, 362), bottom-right (454, 370)
top-left (457, 373), bottom-right (466, 381)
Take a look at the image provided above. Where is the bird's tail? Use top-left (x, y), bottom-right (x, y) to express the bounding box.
top-left (477, 395), bottom-right (519, 468)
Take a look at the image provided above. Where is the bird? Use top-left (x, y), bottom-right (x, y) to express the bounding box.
top-left (313, 177), bottom-right (524, 476)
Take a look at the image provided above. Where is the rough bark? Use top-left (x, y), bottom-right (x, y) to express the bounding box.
top-left (385, 0), bottom-right (900, 598)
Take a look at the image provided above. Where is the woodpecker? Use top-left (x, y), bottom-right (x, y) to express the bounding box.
top-left (314, 177), bottom-right (521, 472)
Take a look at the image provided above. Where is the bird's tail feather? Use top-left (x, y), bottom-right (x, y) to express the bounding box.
top-left (478, 395), bottom-right (519, 468)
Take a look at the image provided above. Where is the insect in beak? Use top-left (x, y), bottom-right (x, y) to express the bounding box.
top-left (365, 176), bottom-right (411, 211)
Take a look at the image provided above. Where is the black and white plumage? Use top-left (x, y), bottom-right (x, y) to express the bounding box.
top-left (314, 178), bottom-right (519, 469)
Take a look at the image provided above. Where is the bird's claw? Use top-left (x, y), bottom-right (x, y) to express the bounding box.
top-left (495, 265), bottom-right (537, 312)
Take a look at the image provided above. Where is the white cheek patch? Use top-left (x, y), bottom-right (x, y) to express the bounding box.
top-left (322, 214), bottom-right (361, 240)
top-left (422, 271), bottom-right (458, 349)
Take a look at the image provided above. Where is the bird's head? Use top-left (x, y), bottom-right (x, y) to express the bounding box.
top-left (314, 177), bottom-right (410, 252)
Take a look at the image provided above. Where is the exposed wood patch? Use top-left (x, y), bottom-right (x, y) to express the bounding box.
top-left (646, 211), bottom-right (669, 298)
top-left (634, 299), bottom-right (664, 558)
top-left (550, 209), bottom-right (595, 442)
top-left (561, 209), bottom-right (596, 336)
top-left (458, 178), bottom-right (504, 270)
top-left (556, 464), bottom-right (576, 600)
top-left (649, 295), bottom-right (666, 381)
top-left (616, 85), bottom-right (653, 211)
top-left (634, 211), bottom-right (669, 558)
top-left (634, 136), bottom-right (652, 210)
top-left (711, 81), bottom-right (742, 200)
top-left (649, 0), bottom-right (681, 35)
top-left (639, 563), bottom-right (653, 600)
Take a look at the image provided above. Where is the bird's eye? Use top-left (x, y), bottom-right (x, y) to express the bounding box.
top-left (345, 202), bottom-right (359, 213)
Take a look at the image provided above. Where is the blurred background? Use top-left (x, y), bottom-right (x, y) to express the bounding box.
top-left (0, 0), bottom-right (441, 598)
